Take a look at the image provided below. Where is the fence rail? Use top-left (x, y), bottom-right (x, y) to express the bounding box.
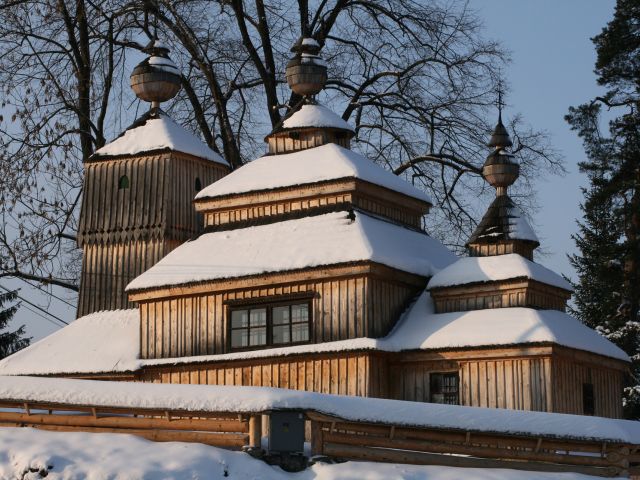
top-left (0, 399), bottom-right (638, 478)
top-left (0, 401), bottom-right (250, 449)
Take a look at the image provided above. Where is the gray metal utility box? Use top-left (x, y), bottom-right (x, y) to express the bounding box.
top-left (268, 411), bottom-right (305, 454)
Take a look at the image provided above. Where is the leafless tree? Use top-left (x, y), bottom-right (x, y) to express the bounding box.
top-left (0, 0), bottom-right (562, 301)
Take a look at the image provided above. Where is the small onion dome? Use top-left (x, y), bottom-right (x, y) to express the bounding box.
top-left (487, 116), bottom-right (513, 148)
top-left (130, 40), bottom-right (181, 105)
top-left (483, 148), bottom-right (519, 192)
top-left (285, 37), bottom-right (327, 97)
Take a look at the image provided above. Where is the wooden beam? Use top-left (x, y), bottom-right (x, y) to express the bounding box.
top-left (322, 443), bottom-right (621, 478)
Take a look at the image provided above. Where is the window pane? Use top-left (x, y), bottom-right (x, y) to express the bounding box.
top-left (249, 326), bottom-right (267, 346)
top-left (273, 306), bottom-right (290, 326)
top-left (291, 323), bottom-right (309, 343)
top-left (231, 310), bottom-right (248, 328)
top-left (231, 329), bottom-right (248, 348)
top-left (250, 308), bottom-right (266, 326)
top-left (291, 304), bottom-right (308, 322)
top-left (273, 325), bottom-right (290, 344)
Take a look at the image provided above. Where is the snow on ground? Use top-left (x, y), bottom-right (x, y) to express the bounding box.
top-left (1, 376), bottom-right (639, 444)
top-left (194, 143), bottom-right (430, 203)
top-left (428, 253), bottom-right (573, 291)
top-left (282, 103), bottom-right (355, 132)
top-left (92, 113), bottom-right (228, 165)
top-left (126, 211), bottom-right (455, 291)
top-left (0, 428), bottom-right (623, 480)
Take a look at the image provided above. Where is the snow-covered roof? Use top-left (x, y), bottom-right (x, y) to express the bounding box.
top-left (281, 103), bottom-right (354, 132)
top-left (468, 195), bottom-right (539, 245)
top-left (126, 210), bottom-right (455, 291)
top-left (384, 292), bottom-right (628, 361)
top-left (0, 290), bottom-right (626, 377)
top-left (195, 143), bottom-right (430, 203)
top-left (427, 253), bottom-right (573, 291)
top-left (1, 376), bottom-right (639, 444)
top-left (0, 310), bottom-right (139, 376)
top-left (93, 112), bottom-right (228, 166)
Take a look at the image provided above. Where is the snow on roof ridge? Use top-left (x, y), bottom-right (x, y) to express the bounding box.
top-left (195, 143), bottom-right (429, 203)
top-left (282, 103), bottom-right (355, 132)
top-left (93, 113), bottom-right (228, 166)
top-left (507, 204), bottom-right (539, 243)
top-left (1, 375), bottom-right (639, 443)
top-left (125, 210), bottom-right (455, 291)
top-left (427, 253), bottom-right (573, 291)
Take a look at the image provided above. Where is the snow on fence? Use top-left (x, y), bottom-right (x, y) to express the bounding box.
top-left (1, 376), bottom-right (640, 477)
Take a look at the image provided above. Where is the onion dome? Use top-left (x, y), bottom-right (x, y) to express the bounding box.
top-left (482, 113), bottom-right (519, 196)
top-left (285, 37), bottom-right (327, 97)
top-left (130, 40), bottom-right (181, 108)
top-left (467, 109), bottom-right (538, 259)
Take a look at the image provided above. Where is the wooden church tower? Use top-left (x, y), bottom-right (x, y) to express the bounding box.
top-left (76, 42), bottom-right (229, 317)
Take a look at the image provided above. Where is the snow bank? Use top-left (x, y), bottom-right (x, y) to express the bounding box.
top-left (428, 253), bottom-right (573, 291)
top-left (0, 428), bottom-right (611, 480)
top-left (1, 376), bottom-right (640, 444)
top-left (282, 103), bottom-right (355, 132)
top-left (195, 143), bottom-right (430, 203)
top-left (0, 310), bottom-right (140, 376)
top-left (126, 210), bottom-right (455, 291)
top-left (93, 113), bottom-right (228, 165)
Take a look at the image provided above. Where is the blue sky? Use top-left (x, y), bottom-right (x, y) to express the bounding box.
top-left (477, 0), bottom-right (614, 274)
top-left (7, 0), bottom-right (617, 342)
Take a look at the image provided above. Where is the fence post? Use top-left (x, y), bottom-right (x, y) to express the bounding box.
top-left (249, 415), bottom-right (262, 449)
top-left (310, 419), bottom-right (323, 456)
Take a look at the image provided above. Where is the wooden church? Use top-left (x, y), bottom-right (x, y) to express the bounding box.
top-left (0, 38), bottom-right (629, 419)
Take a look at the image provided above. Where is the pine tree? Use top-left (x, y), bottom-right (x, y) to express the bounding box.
top-left (0, 290), bottom-right (30, 360)
top-left (566, 0), bottom-right (640, 419)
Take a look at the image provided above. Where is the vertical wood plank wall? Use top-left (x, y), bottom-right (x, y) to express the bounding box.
top-left (203, 192), bottom-right (422, 230)
top-left (77, 152), bottom-right (227, 317)
top-left (139, 353), bottom-right (377, 398)
top-left (460, 358), bottom-right (552, 412)
top-left (139, 275), bottom-right (419, 359)
top-left (389, 355), bottom-right (623, 418)
top-left (78, 239), bottom-right (181, 316)
top-left (393, 357), bottom-right (557, 413)
top-left (552, 358), bottom-right (623, 418)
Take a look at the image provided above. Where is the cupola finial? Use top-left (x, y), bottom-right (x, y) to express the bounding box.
top-left (285, 37), bottom-right (327, 97)
top-left (482, 84), bottom-right (519, 196)
top-left (130, 37), bottom-right (182, 111)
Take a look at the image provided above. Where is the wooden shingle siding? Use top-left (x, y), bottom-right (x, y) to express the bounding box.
top-left (77, 239), bottom-right (181, 317)
top-left (137, 264), bottom-right (424, 359)
top-left (467, 241), bottom-right (537, 260)
top-left (196, 179), bottom-right (428, 231)
top-left (431, 279), bottom-right (572, 313)
top-left (77, 151), bottom-right (228, 317)
top-left (267, 129), bottom-right (350, 154)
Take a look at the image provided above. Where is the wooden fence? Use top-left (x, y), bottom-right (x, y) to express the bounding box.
top-left (307, 411), bottom-right (639, 478)
top-left (0, 399), bottom-right (638, 478)
top-left (0, 400), bottom-right (251, 449)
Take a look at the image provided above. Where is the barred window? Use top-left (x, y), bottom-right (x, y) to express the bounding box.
top-left (430, 372), bottom-right (459, 405)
